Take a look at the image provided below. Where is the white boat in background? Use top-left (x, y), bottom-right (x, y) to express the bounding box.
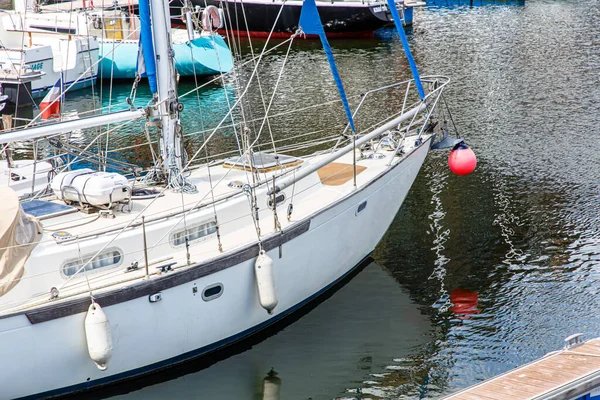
top-left (0, 11), bottom-right (99, 100)
top-left (12, 0), bottom-right (234, 79)
top-left (0, 86), bottom-right (8, 111)
top-left (0, 159), bottom-right (55, 197)
top-left (0, 0), bottom-right (467, 397)
top-left (0, 70), bottom-right (44, 108)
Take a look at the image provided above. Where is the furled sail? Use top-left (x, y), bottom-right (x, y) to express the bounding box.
top-left (386, 0), bottom-right (425, 100)
top-left (299, 0), bottom-right (356, 132)
top-left (137, 0), bottom-right (158, 93)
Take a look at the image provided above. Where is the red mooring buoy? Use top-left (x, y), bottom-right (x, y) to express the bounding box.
top-left (448, 143), bottom-right (477, 176)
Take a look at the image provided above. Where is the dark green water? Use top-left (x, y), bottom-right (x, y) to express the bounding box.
top-left (20, 0), bottom-right (600, 398)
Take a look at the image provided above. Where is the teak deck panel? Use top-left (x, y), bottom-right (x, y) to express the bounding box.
top-left (443, 338), bottom-right (600, 400)
top-left (317, 162), bottom-right (366, 186)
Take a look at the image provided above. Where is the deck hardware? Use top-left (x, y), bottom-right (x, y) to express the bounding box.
top-left (185, 236), bottom-right (191, 265)
top-left (49, 287), bottom-right (59, 300)
top-left (564, 333), bottom-right (584, 349)
top-left (271, 176), bottom-right (282, 231)
top-left (148, 293), bottom-right (162, 303)
top-left (380, 136), bottom-right (396, 151)
top-left (52, 231), bottom-right (72, 242)
top-left (126, 262), bottom-right (139, 272)
top-left (99, 210), bottom-right (115, 219)
top-left (156, 262), bottom-right (176, 274)
top-left (31, 140), bottom-right (37, 195)
top-left (142, 216), bottom-right (149, 278)
top-left (228, 180), bottom-right (244, 189)
top-left (192, 286), bottom-right (198, 295)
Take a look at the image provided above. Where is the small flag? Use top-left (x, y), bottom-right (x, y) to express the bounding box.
top-left (40, 78), bottom-right (62, 120)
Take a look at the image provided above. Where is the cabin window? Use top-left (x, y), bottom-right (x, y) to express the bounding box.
top-left (171, 221), bottom-right (217, 247)
top-left (267, 193), bottom-right (286, 209)
top-left (202, 283), bottom-right (223, 301)
top-left (62, 248), bottom-right (123, 277)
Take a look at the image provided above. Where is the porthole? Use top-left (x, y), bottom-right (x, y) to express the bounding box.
top-left (267, 193), bottom-right (286, 209)
top-left (202, 283), bottom-right (224, 301)
top-left (355, 201), bottom-right (367, 216)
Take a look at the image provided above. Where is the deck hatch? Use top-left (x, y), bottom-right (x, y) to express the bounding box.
top-left (21, 200), bottom-right (77, 220)
top-left (223, 152), bottom-right (303, 173)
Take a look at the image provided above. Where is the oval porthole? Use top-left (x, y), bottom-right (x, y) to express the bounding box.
top-left (202, 283), bottom-right (224, 301)
top-left (355, 201), bottom-right (367, 216)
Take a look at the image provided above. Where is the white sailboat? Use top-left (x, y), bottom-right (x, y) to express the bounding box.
top-left (0, 11), bottom-right (99, 100)
top-left (0, 0), bottom-right (463, 397)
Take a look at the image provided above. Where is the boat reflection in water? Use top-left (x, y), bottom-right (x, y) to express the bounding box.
top-left (68, 261), bottom-right (431, 399)
top-left (449, 288), bottom-right (479, 319)
top-left (262, 369), bottom-right (282, 400)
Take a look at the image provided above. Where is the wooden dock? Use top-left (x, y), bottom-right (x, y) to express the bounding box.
top-left (443, 335), bottom-right (600, 400)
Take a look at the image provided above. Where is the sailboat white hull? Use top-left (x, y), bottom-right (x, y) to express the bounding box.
top-left (0, 138), bottom-right (431, 400)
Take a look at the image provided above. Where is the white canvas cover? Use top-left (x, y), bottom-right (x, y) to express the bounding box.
top-left (0, 186), bottom-right (42, 297)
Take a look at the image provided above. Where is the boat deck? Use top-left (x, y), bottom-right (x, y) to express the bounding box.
top-left (0, 134), bottom-right (428, 315)
top-left (443, 337), bottom-right (600, 400)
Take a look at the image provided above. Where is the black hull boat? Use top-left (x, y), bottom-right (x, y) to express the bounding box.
top-left (183, 0), bottom-right (422, 38)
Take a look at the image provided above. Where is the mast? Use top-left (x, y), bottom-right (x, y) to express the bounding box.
top-left (148, 0), bottom-right (194, 191)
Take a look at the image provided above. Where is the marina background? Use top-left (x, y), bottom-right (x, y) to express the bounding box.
top-left (3, 0), bottom-right (600, 398)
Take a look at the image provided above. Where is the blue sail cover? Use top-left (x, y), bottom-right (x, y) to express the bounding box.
top-left (137, 0), bottom-right (157, 93)
top-left (299, 0), bottom-right (356, 132)
top-left (386, 0), bottom-right (425, 100)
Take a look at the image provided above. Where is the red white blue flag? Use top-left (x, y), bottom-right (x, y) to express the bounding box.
top-left (40, 77), bottom-right (62, 120)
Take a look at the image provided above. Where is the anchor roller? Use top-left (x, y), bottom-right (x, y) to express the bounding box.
top-left (84, 302), bottom-right (113, 371)
top-left (254, 251), bottom-right (278, 314)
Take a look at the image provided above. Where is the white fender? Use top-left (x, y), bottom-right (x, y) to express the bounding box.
top-left (254, 251), bottom-right (278, 313)
top-left (84, 302), bottom-right (113, 371)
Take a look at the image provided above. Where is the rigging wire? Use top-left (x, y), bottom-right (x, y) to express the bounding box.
top-left (185, 3), bottom-right (224, 252)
